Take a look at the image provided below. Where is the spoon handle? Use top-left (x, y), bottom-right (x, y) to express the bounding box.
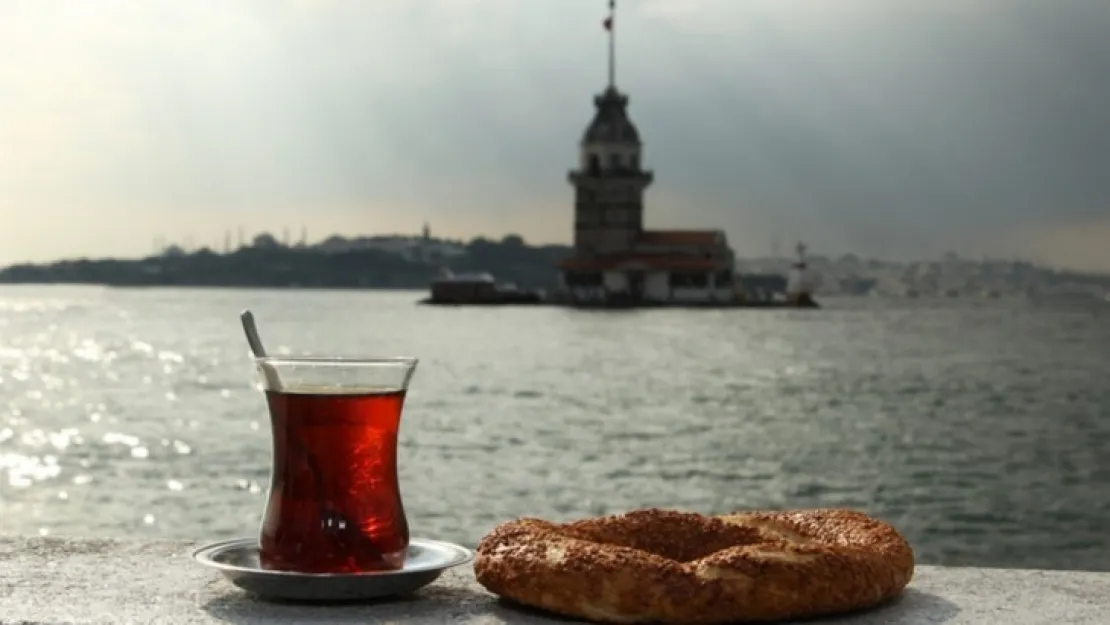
top-left (240, 311), bottom-right (268, 358)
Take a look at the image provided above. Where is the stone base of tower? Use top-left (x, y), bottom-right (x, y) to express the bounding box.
top-left (553, 229), bottom-right (819, 308)
top-left (556, 227), bottom-right (747, 306)
top-left (558, 255), bottom-right (735, 306)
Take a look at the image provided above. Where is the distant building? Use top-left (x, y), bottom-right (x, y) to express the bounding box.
top-left (251, 233), bottom-right (282, 249)
top-left (557, 3), bottom-right (736, 305)
top-left (314, 232), bottom-right (466, 262)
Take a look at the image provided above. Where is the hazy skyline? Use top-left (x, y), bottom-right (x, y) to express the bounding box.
top-left (2, 0), bottom-right (1109, 270)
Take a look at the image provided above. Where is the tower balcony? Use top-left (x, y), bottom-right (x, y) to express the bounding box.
top-left (568, 169), bottom-right (654, 186)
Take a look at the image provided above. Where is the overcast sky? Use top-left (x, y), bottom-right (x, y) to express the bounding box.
top-left (2, 0), bottom-right (1109, 269)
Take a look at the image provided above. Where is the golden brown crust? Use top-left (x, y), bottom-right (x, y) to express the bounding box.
top-left (474, 508), bottom-right (914, 624)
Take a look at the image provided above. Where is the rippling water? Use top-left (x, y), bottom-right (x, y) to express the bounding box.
top-left (0, 285), bottom-right (1107, 571)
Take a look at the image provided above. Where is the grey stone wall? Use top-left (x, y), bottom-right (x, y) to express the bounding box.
top-left (1, 535), bottom-right (1108, 624)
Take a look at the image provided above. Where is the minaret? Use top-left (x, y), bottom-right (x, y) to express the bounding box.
top-left (567, 0), bottom-right (653, 256)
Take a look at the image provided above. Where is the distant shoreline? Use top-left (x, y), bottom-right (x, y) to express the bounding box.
top-left (1, 235), bottom-right (1107, 298)
top-left (0, 237), bottom-right (569, 293)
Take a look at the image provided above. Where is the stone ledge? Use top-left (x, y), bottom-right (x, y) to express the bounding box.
top-left (0, 535), bottom-right (1108, 624)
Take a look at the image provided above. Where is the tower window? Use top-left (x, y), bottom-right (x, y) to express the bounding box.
top-left (630, 154), bottom-right (639, 170)
top-left (587, 154), bottom-right (601, 175)
top-left (609, 153), bottom-right (622, 170)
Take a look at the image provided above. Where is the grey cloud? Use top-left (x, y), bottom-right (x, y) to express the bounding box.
top-left (277, 0), bottom-right (1110, 257)
top-left (1, 0), bottom-right (1109, 266)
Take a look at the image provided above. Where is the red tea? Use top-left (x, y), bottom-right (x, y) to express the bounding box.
top-left (259, 388), bottom-right (409, 573)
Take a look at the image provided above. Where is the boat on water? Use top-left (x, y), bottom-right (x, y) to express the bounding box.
top-left (419, 269), bottom-right (544, 306)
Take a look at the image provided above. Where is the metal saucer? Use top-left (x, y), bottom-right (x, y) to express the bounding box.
top-left (193, 537), bottom-right (474, 602)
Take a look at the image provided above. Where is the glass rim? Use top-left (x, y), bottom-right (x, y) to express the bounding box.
top-left (253, 356), bottom-right (419, 367)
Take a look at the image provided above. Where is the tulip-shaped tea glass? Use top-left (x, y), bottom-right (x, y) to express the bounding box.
top-left (253, 356), bottom-right (418, 574)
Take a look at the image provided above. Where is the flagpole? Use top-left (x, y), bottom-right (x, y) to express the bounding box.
top-left (608, 0), bottom-right (616, 88)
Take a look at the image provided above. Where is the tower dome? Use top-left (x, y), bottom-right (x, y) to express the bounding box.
top-left (583, 86), bottom-right (641, 145)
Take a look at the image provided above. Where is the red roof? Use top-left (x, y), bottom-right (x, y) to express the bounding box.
top-left (637, 230), bottom-right (723, 247)
top-left (559, 252), bottom-right (722, 272)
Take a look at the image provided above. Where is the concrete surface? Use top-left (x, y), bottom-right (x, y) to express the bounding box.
top-left (1, 535), bottom-right (1108, 624)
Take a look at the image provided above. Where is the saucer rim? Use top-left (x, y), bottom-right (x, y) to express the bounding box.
top-left (192, 536), bottom-right (473, 579)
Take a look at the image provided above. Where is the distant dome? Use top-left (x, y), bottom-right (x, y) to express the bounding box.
top-left (582, 86), bottom-right (641, 144)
